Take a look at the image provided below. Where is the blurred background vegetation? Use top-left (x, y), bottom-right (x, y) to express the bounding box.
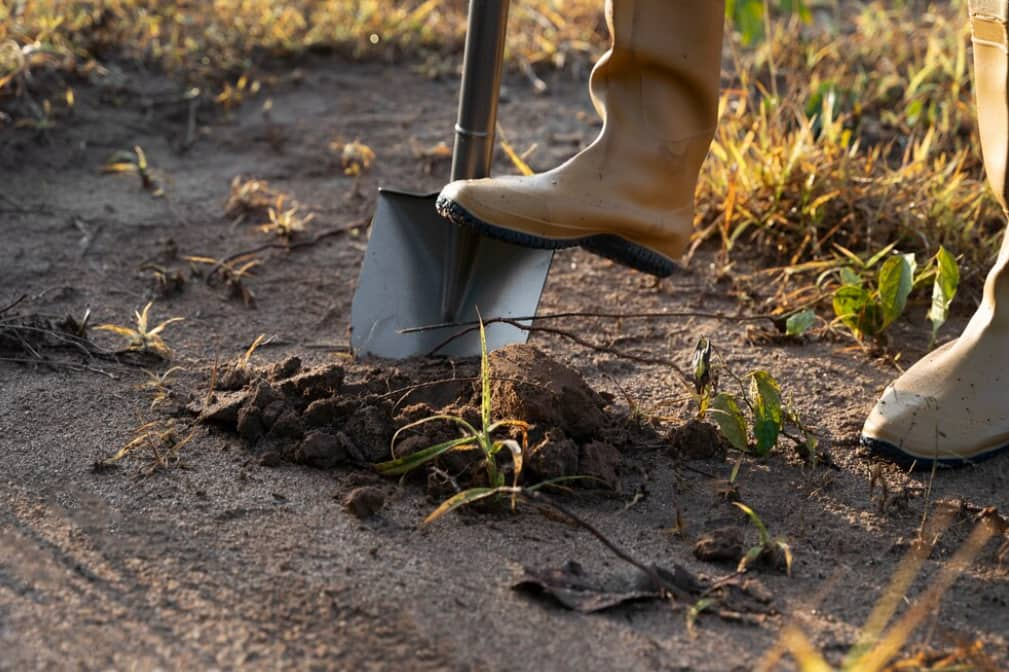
top-left (1, 0), bottom-right (1001, 320)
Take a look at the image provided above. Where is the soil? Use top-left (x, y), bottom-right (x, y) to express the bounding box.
top-left (2, 53), bottom-right (1009, 671)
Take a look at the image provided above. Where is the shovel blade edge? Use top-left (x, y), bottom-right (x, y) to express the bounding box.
top-left (351, 189), bottom-right (553, 359)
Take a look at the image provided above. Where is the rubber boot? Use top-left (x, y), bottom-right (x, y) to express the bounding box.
top-left (436, 0), bottom-right (724, 277)
top-left (862, 0), bottom-right (1009, 466)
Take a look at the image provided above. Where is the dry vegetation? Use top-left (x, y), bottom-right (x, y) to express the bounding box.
top-left (3, 1), bottom-right (1000, 319)
top-left (4, 1), bottom-right (1006, 669)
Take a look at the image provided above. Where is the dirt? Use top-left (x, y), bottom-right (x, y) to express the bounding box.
top-left (3, 53), bottom-right (1009, 671)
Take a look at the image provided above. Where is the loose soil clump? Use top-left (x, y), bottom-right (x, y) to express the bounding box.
top-left (196, 344), bottom-right (667, 494)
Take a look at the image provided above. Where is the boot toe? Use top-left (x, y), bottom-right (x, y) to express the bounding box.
top-left (437, 178), bottom-right (579, 251)
top-left (861, 341), bottom-right (1009, 467)
top-left (861, 384), bottom-right (947, 467)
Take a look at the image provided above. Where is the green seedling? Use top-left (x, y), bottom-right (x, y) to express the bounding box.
top-left (95, 301), bottom-right (183, 359)
top-left (784, 308), bottom-right (816, 337)
top-left (693, 341), bottom-right (816, 458)
top-left (375, 318), bottom-right (531, 523)
top-left (102, 145), bottom-right (164, 197)
top-left (832, 247), bottom-right (959, 344)
top-left (734, 502), bottom-right (793, 576)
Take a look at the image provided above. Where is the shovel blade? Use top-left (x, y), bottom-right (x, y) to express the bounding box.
top-left (351, 189), bottom-right (553, 359)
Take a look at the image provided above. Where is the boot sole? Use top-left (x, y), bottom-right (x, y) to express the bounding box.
top-left (860, 434), bottom-right (1009, 469)
top-left (436, 196), bottom-right (677, 278)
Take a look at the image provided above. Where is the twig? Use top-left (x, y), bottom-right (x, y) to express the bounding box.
top-left (428, 317), bottom-right (692, 385)
top-left (0, 356), bottom-right (116, 378)
top-left (401, 309), bottom-right (775, 335)
top-left (215, 219), bottom-right (369, 270)
top-left (0, 294), bottom-right (27, 315)
top-left (523, 490), bottom-right (693, 601)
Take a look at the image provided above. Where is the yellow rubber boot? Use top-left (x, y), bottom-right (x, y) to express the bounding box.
top-left (862, 0), bottom-right (1009, 466)
top-left (436, 0), bottom-right (724, 277)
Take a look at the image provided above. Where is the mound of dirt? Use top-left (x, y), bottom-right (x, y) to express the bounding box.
top-left (194, 345), bottom-right (663, 493)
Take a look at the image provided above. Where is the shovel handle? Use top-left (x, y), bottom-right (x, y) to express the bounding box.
top-left (442, 0), bottom-right (511, 321)
top-left (451, 0), bottom-right (510, 181)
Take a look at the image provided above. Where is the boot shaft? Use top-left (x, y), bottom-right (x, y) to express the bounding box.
top-left (589, 0), bottom-right (725, 145)
top-left (971, 0), bottom-right (1009, 209)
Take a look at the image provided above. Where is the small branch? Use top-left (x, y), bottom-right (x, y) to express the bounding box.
top-left (0, 294), bottom-right (27, 315)
top-left (523, 490), bottom-right (693, 601)
top-left (427, 317), bottom-right (691, 385)
top-left (401, 309), bottom-right (774, 335)
top-left (215, 219), bottom-right (369, 269)
top-left (0, 356), bottom-right (116, 378)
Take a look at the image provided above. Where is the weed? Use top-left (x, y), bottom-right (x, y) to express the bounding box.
top-left (224, 176), bottom-right (286, 218)
top-left (830, 246), bottom-right (960, 344)
top-left (97, 420), bottom-right (196, 476)
top-left (138, 366), bottom-right (185, 409)
top-left (734, 502), bottom-right (793, 576)
top-left (214, 74), bottom-right (260, 111)
top-left (333, 139), bottom-right (376, 197)
top-left (375, 318), bottom-right (531, 522)
top-left (140, 263), bottom-right (187, 298)
top-left (102, 146), bottom-right (164, 197)
top-left (693, 339), bottom-right (818, 459)
top-left (185, 254), bottom-right (262, 307)
top-left (95, 301), bottom-right (183, 359)
top-left (257, 198), bottom-right (313, 240)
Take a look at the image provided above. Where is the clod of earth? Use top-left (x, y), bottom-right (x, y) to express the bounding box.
top-left (693, 527), bottom-right (745, 563)
top-left (197, 345), bottom-right (672, 497)
top-left (488, 345), bottom-right (609, 441)
top-left (667, 419), bottom-right (730, 461)
top-left (342, 486), bottom-right (385, 519)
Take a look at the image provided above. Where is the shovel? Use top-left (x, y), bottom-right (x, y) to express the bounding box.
top-left (350, 0), bottom-right (553, 359)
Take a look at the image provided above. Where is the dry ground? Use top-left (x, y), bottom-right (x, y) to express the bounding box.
top-left (2, 54), bottom-right (1008, 671)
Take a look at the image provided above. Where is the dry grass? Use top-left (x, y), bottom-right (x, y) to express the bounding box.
top-left (697, 1), bottom-right (1002, 315)
top-left (4, 1), bottom-right (999, 313)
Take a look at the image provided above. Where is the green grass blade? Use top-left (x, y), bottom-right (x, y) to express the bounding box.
top-left (375, 435), bottom-right (476, 475)
top-left (423, 486), bottom-right (518, 525)
top-left (734, 502), bottom-right (771, 543)
top-left (389, 414), bottom-right (479, 457)
top-left (478, 312), bottom-right (491, 432)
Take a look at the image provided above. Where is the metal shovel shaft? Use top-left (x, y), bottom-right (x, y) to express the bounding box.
top-left (440, 0), bottom-right (511, 322)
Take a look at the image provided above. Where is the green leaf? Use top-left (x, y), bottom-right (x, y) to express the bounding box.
top-left (785, 309), bottom-right (816, 337)
top-left (708, 393), bottom-right (749, 452)
top-left (734, 502), bottom-right (771, 544)
top-left (726, 0), bottom-right (765, 45)
top-left (686, 598), bottom-right (714, 637)
top-left (838, 266), bottom-right (863, 287)
top-left (750, 371), bottom-right (783, 456)
top-left (738, 545), bottom-right (764, 573)
top-left (692, 337), bottom-right (712, 394)
top-left (423, 486), bottom-right (515, 524)
top-left (927, 246), bottom-right (960, 348)
top-left (864, 242), bottom-right (898, 270)
top-left (375, 435), bottom-right (477, 475)
top-left (478, 313), bottom-right (491, 432)
top-left (778, 0), bottom-right (811, 21)
top-left (877, 254), bottom-right (914, 329)
top-left (832, 285), bottom-right (882, 338)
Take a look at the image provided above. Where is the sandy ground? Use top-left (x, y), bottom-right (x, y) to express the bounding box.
top-left (2, 54), bottom-right (1009, 671)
